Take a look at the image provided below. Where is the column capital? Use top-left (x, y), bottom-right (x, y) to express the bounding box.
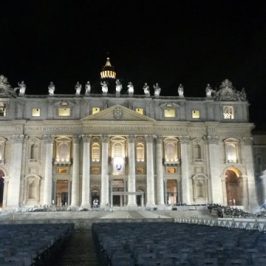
top-left (81, 134), bottom-right (91, 143)
top-left (128, 135), bottom-right (136, 143)
top-left (42, 134), bottom-right (53, 144)
top-left (145, 135), bottom-right (155, 143)
top-left (179, 136), bottom-right (190, 144)
top-left (156, 135), bottom-right (163, 143)
top-left (101, 135), bottom-right (109, 143)
top-left (242, 136), bottom-right (253, 145)
top-left (72, 135), bottom-right (80, 144)
top-left (10, 134), bottom-right (24, 143)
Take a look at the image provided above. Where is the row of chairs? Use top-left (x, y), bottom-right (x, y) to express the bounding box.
top-left (92, 222), bottom-right (266, 266)
top-left (0, 223), bottom-right (74, 266)
top-left (176, 217), bottom-right (266, 231)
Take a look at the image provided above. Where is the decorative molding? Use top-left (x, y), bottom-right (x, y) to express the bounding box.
top-left (113, 106), bottom-right (123, 120)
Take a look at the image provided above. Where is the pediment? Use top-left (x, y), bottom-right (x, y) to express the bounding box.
top-left (82, 104), bottom-right (155, 122)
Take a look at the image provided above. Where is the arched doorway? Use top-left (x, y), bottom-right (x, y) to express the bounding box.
top-left (0, 170), bottom-right (5, 207)
top-left (225, 168), bottom-right (243, 206)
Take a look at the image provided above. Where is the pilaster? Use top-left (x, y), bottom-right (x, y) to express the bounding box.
top-left (81, 135), bottom-right (91, 208)
top-left (100, 135), bottom-right (109, 208)
top-left (127, 135), bottom-right (136, 206)
top-left (146, 135), bottom-right (155, 207)
top-left (7, 135), bottom-right (24, 208)
top-left (43, 135), bottom-right (53, 206)
top-left (180, 136), bottom-right (191, 204)
top-left (71, 135), bottom-right (80, 208)
top-left (156, 136), bottom-right (165, 206)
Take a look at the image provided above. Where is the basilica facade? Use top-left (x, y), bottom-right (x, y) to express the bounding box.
top-left (0, 62), bottom-right (258, 211)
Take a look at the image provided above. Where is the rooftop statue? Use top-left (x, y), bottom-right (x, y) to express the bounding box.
top-left (0, 75), bottom-right (16, 97)
top-left (178, 84), bottom-right (184, 97)
top-left (48, 82), bottom-right (55, 96)
top-left (153, 83), bottom-right (161, 97)
top-left (215, 79), bottom-right (246, 101)
top-left (75, 82), bottom-right (82, 96)
top-left (143, 82), bottom-right (150, 96)
top-left (127, 82), bottom-right (134, 95)
top-left (18, 81), bottom-right (26, 96)
top-left (101, 81), bottom-right (108, 94)
top-left (85, 81), bottom-right (91, 95)
top-left (206, 83), bottom-right (215, 98)
top-left (115, 79), bottom-right (122, 95)
top-left (239, 88), bottom-right (247, 101)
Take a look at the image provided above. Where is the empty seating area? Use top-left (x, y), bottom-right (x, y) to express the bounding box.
top-left (92, 222), bottom-right (266, 266)
top-left (0, 223), bottom-right (74, 266)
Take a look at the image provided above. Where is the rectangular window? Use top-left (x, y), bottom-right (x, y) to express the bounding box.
top-left (92, 107), bottom-right (101, 115)
top-left (58, 107), bottom-right (71, 117)
top-left (32, 108), bottom-right (41, 117)
top-left (135, 108), bottom-right (144, 115)
top-left (192, 110), bottom-right (200, 119)
top-left (223, 106), bottom-right (234, 119)
top-left (164, 108), bottom-right (176, 118)
top-left (0, 103), bottom-right (7, 117)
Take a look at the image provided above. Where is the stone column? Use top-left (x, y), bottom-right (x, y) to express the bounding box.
top-left (146, 135), bottom-right (155, 207)
top-left (100, 135), bottom-right (109, 208)
top-left (7, 135), bottom-right (24, 208)
top-left (180, 136), bottom-right (191, 204)
top-left (81, 135), bottom-right (91, 208)
top-left (156, 136), bottom-right (165, 206)
top-left (43, 135), bottom-right (53, 206)
top-left (128, 135), bottom-right (136, 206)
top-left (242, 137), bottom-right (258, 211)
top-left (71, 135), bottom-right (80, 208)
top-left (207, 135), bottom-right (223, 204)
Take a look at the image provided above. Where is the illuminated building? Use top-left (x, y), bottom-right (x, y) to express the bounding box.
top-left (0, 63), bottom-right (258, 211)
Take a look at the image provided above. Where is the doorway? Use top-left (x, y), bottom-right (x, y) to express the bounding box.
top-left (56, 180), bottom-right (69, 207)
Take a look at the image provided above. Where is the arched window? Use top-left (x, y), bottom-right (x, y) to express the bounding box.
top-left (110, 137), bottom-right (126, 175)
top-left (193, 143), bottom-right (201, 160)
top-left (164, 139), bottom-right (179, 163)
top-left (55, 138), bottom-right (71, 164)
top-left (136, 143), bottom-right (145, 162)
top-left (223, 106), bottom-right (234, 119)
top-left (225, 138), bottom-right (239, 163)
top-left (30, 144), bottom-right (38, 160)
top-left (92, 143), bottom-right (100, 162)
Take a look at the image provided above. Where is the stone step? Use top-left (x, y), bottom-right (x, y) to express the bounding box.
top-left (51, 229), bottom-right (100, 266)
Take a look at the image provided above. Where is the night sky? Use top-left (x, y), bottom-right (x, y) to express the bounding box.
top-left (0, 1), bottom-right (265, 129)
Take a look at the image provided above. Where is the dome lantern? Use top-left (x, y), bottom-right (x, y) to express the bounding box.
top-left (100, 57), bottom-right (116, 80)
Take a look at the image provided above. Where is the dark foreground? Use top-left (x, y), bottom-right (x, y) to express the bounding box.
top-left (1, 222), bottom-right (266, 265)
